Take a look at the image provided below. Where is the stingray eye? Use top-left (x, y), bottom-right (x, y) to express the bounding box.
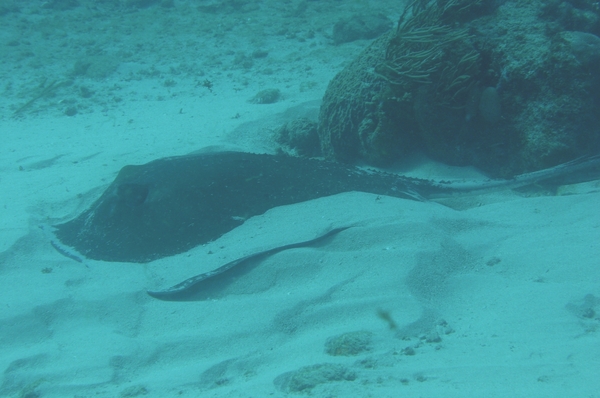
top-left (117, 183), bottom-right (149, 206)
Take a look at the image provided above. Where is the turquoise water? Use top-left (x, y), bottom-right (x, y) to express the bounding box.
top-left (1, 1), bottom-right (599, 397)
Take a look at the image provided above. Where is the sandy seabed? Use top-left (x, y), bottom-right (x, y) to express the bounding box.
top-left (1, 1), bottom-right (599, 397)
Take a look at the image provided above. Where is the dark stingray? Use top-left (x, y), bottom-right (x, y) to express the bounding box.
top-left (52, 151), bottom-right (600, 263)
top-left (52, 151), bottom-right (440, 263)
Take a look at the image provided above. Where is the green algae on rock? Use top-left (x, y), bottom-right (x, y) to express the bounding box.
top-left (317, 0), bottom-right (600, 177)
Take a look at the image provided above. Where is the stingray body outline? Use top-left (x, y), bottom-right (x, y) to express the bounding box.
top-left (52, 151), bottom-right (600, 263)
top-left (53, 152), bottom-right (443, 263)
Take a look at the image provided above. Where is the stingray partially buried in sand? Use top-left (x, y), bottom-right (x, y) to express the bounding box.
top-left (48, 151), bottom-right (600, 300)
top-left (51, 150), bottom-right (600, 263)
top-left (51, 151), bottom-right (439, 264)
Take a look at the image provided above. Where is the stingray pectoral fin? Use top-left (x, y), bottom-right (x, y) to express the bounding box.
top-left (146, 226), bottom-right (352, 301)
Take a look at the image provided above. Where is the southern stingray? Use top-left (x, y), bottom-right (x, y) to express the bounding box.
top-left (51, 151), bottom-right (436, 264)
top-left (48, 151), bottom-right (600, 301)
top-left (51, 151), bottom-right (600, 265)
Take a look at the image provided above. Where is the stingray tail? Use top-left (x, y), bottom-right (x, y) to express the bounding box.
top-left (427, 154), bottom-right (600, 197)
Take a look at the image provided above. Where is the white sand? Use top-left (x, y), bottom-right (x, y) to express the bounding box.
top-left (1, 1), bottom-right (599, 397)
